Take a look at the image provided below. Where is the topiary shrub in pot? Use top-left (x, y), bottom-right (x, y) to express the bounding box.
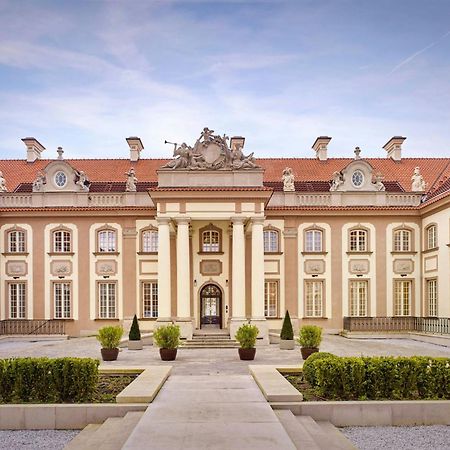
top-left (297, 325), bottom-right (322, 360)
top-left (153, 324), bottom-right (181, 361)
top-left (128, 314), bottom-right (143, 350)
top-left (279, 310), bottom-right (295, 350)
top-left (236, 323), bottom-right (259, 360)
top-left (97, 325), bottom-right (124, 361)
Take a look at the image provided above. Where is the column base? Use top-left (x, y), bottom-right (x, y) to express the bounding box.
top-left (229, 317), bottom-right (248, 340)
top-left (250, 317), bottom-right (269, 345)
top-left (174, 317), bottom-right (194, 340)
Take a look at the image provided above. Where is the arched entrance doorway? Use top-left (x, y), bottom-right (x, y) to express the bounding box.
top-left (200, 284), bottom-right (222, 329)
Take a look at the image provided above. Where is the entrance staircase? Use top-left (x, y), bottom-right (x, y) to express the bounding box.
top-left (182, 330), bottom-right (239, 348)
top-left (275, 410), bottom-right (356, 449)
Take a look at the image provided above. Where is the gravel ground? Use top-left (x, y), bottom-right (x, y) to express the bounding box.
top-left (342, 426), bottom-right (450, 450)
top-left (0, 430), bottom-right (79, 449)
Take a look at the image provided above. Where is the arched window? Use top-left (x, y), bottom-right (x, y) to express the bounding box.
top-left (263, 229), bottom-right (279, 253)
top-left (98, 229), bottom-right (117, 253)
top-left (349, 229), bottom-right (368, 252)
top-left (142, 229), bottom-right (158, 253)
top-left (53, 229), bottom-right (71, 253)
top-left (393, 229), bottom-right (411, 252)
top-left (426, 224), bottom-right (437, 250)
top-left (202, 230), bottom-right (220, 252)
top-left (7, 230), bottom-right (26, 253)
top-left (305, 229), bottom-right (323, 252)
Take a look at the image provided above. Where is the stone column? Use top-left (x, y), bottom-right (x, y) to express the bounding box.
top-left (250, 217), bottom-right (268, 344)
top-left (175, 217), bottom-right (193, 339)
top-left (156, 217), bottom-right (172, 324)
top-left (230, 217), bottom-right (247, 338)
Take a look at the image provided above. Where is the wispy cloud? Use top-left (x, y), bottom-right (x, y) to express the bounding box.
top-left (388, 30), bottom-right (450, 75)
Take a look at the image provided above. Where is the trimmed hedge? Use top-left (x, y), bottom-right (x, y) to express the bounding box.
top-left (303, 355), bottom-right (450, 400)
top-left (0, 357), bottom-right (99, 403)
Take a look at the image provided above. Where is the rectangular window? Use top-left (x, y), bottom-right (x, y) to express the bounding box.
top-left (349, 229), bottom-right (367, 252)
top-left (427, 279), bottom-right (438, 317)
top-left (53, 282), bottom-right (71, 319)
top-left (394, 230), bottom-right (411, 252)
top-left (349, 280), bottom-right (368, 316)
top-left (426, 225), bottom-right (437, 250)
top-left (99, 282), bottom-right (116, 318)
top-left (142, 282), bottom-right (158, 318)
top-left (98, 230), bottom-right (116, 252)
top-left (53, 230), bottom-right (71, 253)
top-left (202, 230), bottom-right (220, 252)
top-left (263, 230), bottom-right (279, 253)
top-left (305, 230), bottom-right (323, 252)
top-left (142, 230), bottom-right (158, 252)
top-left (305, 280), bottom-right (323, 317)
top-left (8, 282), bottom-right (26, 319)
top-left (264, 280), bottom-right (278, 317)
top-left (8, 231), bottom-right (26, 253)
top-left (394, 280), bottom-right (411, 316)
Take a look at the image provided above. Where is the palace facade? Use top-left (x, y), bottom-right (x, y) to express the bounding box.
top-left (0, 130), bottom-right (449, 340)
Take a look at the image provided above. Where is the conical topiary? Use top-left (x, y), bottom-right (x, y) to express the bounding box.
top-left (129, 314), bottom-right (141, 341)
top-left (280, 310), bottom-right (294, 340)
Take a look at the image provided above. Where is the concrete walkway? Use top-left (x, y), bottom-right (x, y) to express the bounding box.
top-left (122, 374), bottom-right (296, 450)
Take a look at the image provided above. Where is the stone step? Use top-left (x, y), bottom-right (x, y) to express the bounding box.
top-left (297, 416), bottom-right (351, 450)
top-left (316, 421), bottom-right (357, 450)
top-left (191, 335), bottom-right (232, 340)
top-left (275, 410), bottom-right (321, 450)
top-left (64, 424), bottom-right (101, 450)
top-left (182, 344), bottom-right (240, 349)
top-left (65, 412), bottom-right (144, 450)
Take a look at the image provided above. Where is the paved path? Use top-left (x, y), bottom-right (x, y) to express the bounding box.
top-left (123, 374), bottom-right (295, 450)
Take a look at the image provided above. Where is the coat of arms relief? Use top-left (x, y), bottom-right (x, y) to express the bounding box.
top-left (163, 127), bottom-right (260, 170)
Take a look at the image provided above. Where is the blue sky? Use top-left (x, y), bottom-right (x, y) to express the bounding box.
top-left (0, 0), bottom-right (449, 159)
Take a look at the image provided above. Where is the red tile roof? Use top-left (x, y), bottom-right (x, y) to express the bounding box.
top-left (0, 157), bottom-right (449, 195)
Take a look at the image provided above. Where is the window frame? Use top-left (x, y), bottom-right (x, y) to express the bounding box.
top-left (141, 281), bottom-right (158, 318)
top-left (393, 279), bottom-right (412, 316)
top-left (426, 278), bottom-right (438, 317)
top-left (349, 279), bottom-right (369, 317)
top-left (304, 279), bottom-right (324, 318)
top-left (425, 224), bottom-right (438, 250)
top-left (53, 281), bottom-right (72, 319)
top-left (97, 228), bottom-right (118, 253)
top-left (97, 281), bottom-right (117, 319)
top-left (52, 228), bottom-right (72, 253)
top-left (348, 228), bottom-right (369, 252)
top-left (7, 281), bottom-right (26, 319)
top-left (6, 228), bottom-right (27, 253)
top-left (140, 227), bottom-right (159, 253)
top-left (199, 224), bottom-right (222, 254)
top-left (304, 228), bottom-right (324, 253)
top-left (393, 228), bottom-right (412, 252)
top-left (264, 280), bottom-right (279, 318)
top-left (263, 228), bottom-right (280, 254)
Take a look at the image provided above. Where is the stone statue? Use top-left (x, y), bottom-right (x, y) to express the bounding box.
top-left (282, 167), bottom-right (295, 192)
top-left (163, 128), bottom-right (261, 171)
top-left (230, 143), bottom-right (257, 170)
top-left (32, 171), bottom-right (46, 192)
top-left (411, 167), bottom-right (426, 192)
top-left (74, 169), bottom-right (90, 192)
top-left (125, 167), bottom-right (138, 192)
top-left (0, 171), bottom-right (7, 192)
top-left (330, 171), bottom-right (344, 191)
top-left (373, 172), bottom-right (385, 191)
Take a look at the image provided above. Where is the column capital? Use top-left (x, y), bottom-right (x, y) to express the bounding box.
top-left (174, 216), bottom-right (191, 226)
top-left (157, 217), bottom-right (171, 226)
top-left (231, 216), bottom-right (246, 225)
top-left (251, 217), bottom-right (265, 226)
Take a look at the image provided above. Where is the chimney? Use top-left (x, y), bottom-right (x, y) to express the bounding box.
top-left (22, 137), bottom-right (45, 163)
top-left (126, 136), bottom-right (144, 162)
top-left (383, 136), bottom-right (406, 161)
top-left (230, 136), bottom-right (245, 151)
top-left (312, 136), bottom-right (331, 161)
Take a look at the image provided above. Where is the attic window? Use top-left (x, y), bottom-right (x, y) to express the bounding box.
top-left (54, 171), bottom-right (67, 188)
top-left (351, 170), bottom-right (364, 188)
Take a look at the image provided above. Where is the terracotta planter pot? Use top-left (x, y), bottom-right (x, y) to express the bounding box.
top-left (301, 347), bottom-right (319, 360)
top-left (128, 340), bottom-right (143, 350)
top-left (160, 348), bottom-right (177, 361)
top-left (238, 348), bottom-right (256, 360)
top-left (280, 339), bottom-right (295, 350)
top-left (101, 348), bottom-right (119, 361)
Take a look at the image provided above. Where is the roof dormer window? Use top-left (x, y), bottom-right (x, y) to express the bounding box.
top-left (54, 171), bottom-right (67, 188)
top-left (351, 170), bottom-right (364, 188)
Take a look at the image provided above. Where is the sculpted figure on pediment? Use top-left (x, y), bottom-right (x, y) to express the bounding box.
top-left (125, 167), bottom-right (138, 192)
top-left (163, 127), bottom-right (260, 171)
top-left (373, 172), bottom-right (385, 191)
top-left (74, 169), bottom-right (90, 192)
top-left (330, 171), bottom-right (344, 191)
top-left (32, 171), bottom-right (46, 192)
top-left (282, 167), bottom-right (295, 192)
top-left (411, 167), bottom-right (426, 192)
top-left (0, 171), bottom-right (7, 192)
